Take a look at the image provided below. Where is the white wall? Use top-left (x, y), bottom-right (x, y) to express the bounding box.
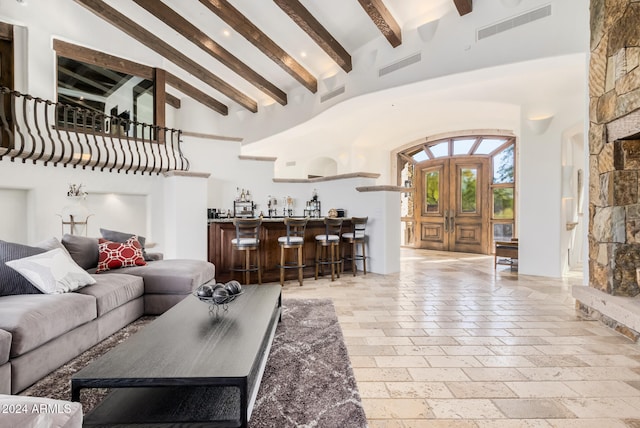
top-left (518, 101), bottom-right (585, 278)
top-left (0, 160), bottom-right (162, 246)
top-left (163, 173), bottom-right (209, 260)
top-left (0, 188), bottom-right (28, 243)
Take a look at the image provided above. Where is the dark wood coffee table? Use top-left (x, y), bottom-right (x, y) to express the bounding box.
top-left (72, 283), bottom-right (281, 427)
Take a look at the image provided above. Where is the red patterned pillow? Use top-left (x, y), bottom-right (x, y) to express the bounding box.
top-left (96, 236), bottom-right (146, 273)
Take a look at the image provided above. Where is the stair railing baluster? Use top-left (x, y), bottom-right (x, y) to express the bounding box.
top-left (99, 114), bottom-right (110, 172)
top-left (124, 119), bottom-right (136, 174)
top-left (22, 94), bottom-right (37, 163)
top-left (0, 88), bottom-right (14, 160)
top-left (61, 105), bottom-right (76, 168)
top-left (84, 111), bottom-right (97, 169)
top-left (9, 90), bottom-right (25, 163)
top-left (137, 122), bottom-right (146, 174)
top-left (157, 126), bottom-right (165, 174)
top-left (33, 97), bottom-right (48, 164)
top-left (149, 124), bottom-right (157, 175)
top-left (159, 126), bottom-right (168, 173)
top-left (52, 103), bottom-right (66, 167)
top-left (73, 108), bottom-right (86, 168)
top-left (43, 100), bottom-right (56, 166)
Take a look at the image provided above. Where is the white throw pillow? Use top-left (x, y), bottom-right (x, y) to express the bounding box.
top-left (5, 248), bottom-right (96, 294)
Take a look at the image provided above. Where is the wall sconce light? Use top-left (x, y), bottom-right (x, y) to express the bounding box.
top-left (526, 115), bottom-right (554, 135)
top-left (322, 73), bottom-right (339, 91)
top-left (235, 110), bottom-right (248, 121)
top-left (417, 20), bottom-right (439, 42)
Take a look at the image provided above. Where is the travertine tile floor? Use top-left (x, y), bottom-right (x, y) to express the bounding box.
top-left (280, 248), bottom-right (640, 427)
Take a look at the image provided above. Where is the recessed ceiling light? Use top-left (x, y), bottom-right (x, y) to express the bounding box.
top-left (301, 51), bottom-right (307, 58)
top-left (223, 29), bottom-right (231, 37)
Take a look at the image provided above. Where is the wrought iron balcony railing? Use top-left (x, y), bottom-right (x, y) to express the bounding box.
top-left (0, 87), bottom-right (190, 174)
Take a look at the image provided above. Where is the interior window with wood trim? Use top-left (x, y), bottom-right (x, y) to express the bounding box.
top-left (53, 40), bottom-right (161, 139)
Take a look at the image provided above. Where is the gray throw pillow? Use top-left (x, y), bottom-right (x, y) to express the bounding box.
top-left (35, 236), bottom-right (68, 253)
top-left (99, 228), bottom-right (150, 261)
top-left (61, 234), bottom-right (99, 270)
top-left (0, 240), bottom-right (46, 296)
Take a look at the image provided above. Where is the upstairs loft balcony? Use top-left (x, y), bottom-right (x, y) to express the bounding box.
top-left (0, 87), bottom-right (190, 175)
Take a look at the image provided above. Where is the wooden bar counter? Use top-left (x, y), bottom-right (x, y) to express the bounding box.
top-left (208, 217), bottom-right (352, 283)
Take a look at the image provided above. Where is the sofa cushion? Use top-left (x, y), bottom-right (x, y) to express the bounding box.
top-left (76, 273), bottom-right (144, 316)
top-left (96, 237), bottom-right (146, 273)
top-left (0, 329), bottom-right (10, 365)
top-left (0, 241), bottom-right (45, 296)
top-left (0, 293), bottom-right (97, 357)
top-left (5, 248), bottom-right (96, 294)
top-left (100, 228), bottom-right (152, 261)
top-left (61, 234), bottom-right (99, 270)
top-left (35, 236), bottom-right (68, 253)
top-left (103, 259), bottom-right (215, 294)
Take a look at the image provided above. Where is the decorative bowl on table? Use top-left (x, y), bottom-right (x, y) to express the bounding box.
top-left (194, 281), bottom-right (243, 312)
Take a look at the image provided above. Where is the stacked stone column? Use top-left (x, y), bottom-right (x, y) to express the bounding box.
top-left (589, 0), bottom-right (640, 297)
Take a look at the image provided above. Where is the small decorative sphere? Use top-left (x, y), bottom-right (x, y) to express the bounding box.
top-left (212, 287), bottom-right (230, 304)
top-left (225, 280), bottom-right (242, 295)
top-left (196, 284), bottom-right (213, 297)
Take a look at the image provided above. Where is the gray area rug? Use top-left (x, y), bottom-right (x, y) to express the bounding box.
top-left (21, 298), bottom-right (368, 427)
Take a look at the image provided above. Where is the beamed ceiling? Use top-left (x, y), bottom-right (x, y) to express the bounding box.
top-left (71, 0), bottom-right (470, 116)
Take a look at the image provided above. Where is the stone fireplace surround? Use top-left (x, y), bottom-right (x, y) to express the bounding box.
top-left (573, 0), bottom-right (640, 341)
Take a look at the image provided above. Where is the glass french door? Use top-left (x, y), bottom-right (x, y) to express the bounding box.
top-left (415, 157), bottom-right (490, 254)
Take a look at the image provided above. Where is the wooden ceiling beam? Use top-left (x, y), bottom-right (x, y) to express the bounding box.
top-left (53, 39), bottom-right (154, 80)
top-left (57, 65), bottom-right (112, 94)
top-left (274, 0), bottom-right (352, 73)
top-left (357, 0), bottom-right (402, 48)
top-left (453, 0), bottom-right (473, 16)
top-left (165, 72), bottom-right (227, 115)
top-left (74, 0), bottom-right (255, 113)
top-left (199, 0), bottom-right (317, 93)
top-left (166, 93), bottom-right (181, 109)
top-left (0, 23), bottom-right (13, 41)
top-left (132, 0), bottom-right (287, 106)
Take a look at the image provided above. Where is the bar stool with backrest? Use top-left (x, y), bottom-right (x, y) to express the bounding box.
top-left (277, 217), bottom-right (309, 286)
top-left (342, 216), bottom-right (368, 276)
top-left (315, 217), bottom-right (343, 281)
top-left (231, 217), bottom-right (262, 285)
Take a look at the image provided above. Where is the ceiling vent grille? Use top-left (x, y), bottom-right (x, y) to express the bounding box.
top-left (320, 85), bottom-right (345, 103)
top-left (378, 52), bottom-right (421, 77)
top-left (477, 4), bottom-right (551, 41)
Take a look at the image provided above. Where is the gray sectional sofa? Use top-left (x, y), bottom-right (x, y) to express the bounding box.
top-left (0, 234), bottom-right (215, 395)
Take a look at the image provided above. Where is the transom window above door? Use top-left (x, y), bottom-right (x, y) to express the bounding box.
top-left (409, 136), bottom-right (512, 161)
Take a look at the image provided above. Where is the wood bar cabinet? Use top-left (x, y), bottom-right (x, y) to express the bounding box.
top-left (209, 218), bottom-right (352, 283)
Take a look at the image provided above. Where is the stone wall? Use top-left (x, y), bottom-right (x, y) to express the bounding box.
top-left (589, 0), bottom-right (640, 297)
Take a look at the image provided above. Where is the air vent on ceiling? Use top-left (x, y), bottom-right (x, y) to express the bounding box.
top-left (378, 52), bottom-right (422, 77)
top-left (477, 4), bottom-right (551, 41)
top-left (320, 85), bottom-right (345, 103)
top-left (286, 161), bottom-right (296, 167)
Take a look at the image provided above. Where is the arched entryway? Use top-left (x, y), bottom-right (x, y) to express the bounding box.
top-left (398, 135), bottom-right (516, 255)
